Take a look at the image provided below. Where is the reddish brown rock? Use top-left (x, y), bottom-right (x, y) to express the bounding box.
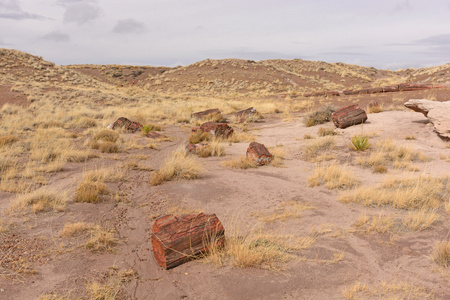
top-left (151, 213), bottom-right (225, 269)
top-left (383, 86), bottom-right (399, 93)
top-left (199, 122), bottom-right (234, 138)
top-left (331, 105), bottom-right (368, 129)
top-left (186, 143), bottom-right (208, 153)
top-left (246, 142), bottom-right (273, 165)
top-left (234, 107), bottom-right (261, 122)
top-left (107, 117), bottom-right (143, 133)
top-left (191, 108), bottom-right (221, 119)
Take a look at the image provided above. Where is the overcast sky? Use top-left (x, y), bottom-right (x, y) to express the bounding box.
top-left (1, 0), bottom-right (450, 69)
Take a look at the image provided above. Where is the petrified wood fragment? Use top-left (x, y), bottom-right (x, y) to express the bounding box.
top-left (331, 105), bottom-right (367, 129)
top-left (151, 213), bottom-right (225, 269)
top-left (246, 142), bottom-right (273, 165)
top-left (199, 122), bottom-right (234, 138)
top-left (107, 117), bottom-right (143, 133)
top-left (191, 108), bottom-right (221, 119)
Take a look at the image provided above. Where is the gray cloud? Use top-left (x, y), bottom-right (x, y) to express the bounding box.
top-left (416, 34), bottom-right (450, 45)
top-left (394, 0), bottom-right (413, 12)
top-left (113, 19), bottom-right (146, 34)
top-left (41, 31), bottom-right (70, 42)
top-left (63, 3), bottom-right (101, 24)
top-left (0, 0), bottom-right (45, 19)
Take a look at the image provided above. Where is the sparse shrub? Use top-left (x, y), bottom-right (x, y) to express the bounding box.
top-left (303, 104), bottom-right (336, 127)
top-left (94, 129), bottom-right (119, 142)
top-left (317, 127), bottom-right (336, 137)
top-left (89, 139), bottom-right (100, 149)
top-left (402, 209), bottom-right (439, 231)
top-left (78, 117), bottom-right (97, 128)
top-left (308, 163), bottom-right (360, 189)
top-left (304, 136), bottom-right (335, 160)
top-left (367, 105), bottom-right (383, 114)
top-left (303, 134), bottom-right (314, 140)
top-left (0, 135), bottom-right (19, 147)
top-left (141, 123), bottom-right (162, 134)
top-left (150, 147), bottom-right (203, 186)
top-left (61, 222), bottom-right (95, 237)
top-left (74, 181), bottom-right (108, 203)
top-left (221, 156), bottom-right (258, 169)
top-left (188, 131), bottom-right (210, 144)
top-left (372, 164), bottom-right (388, 173)
top-left (432, 241), bottom-right (450, 268)
top-left (405, 135), bottom-right (416, 140)
top-left (99, 141), bottom-right (119, 153)
top-left (10, 190), bottom-right (66, 214)
top-left (85, 226), bottom-right (118, 252)
top-left (350, 135), bottom-right (370, 151)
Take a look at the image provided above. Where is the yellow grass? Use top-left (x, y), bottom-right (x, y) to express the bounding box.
top-left (432, 241), bottom-right (450, 268)
top-left (308, 163), bottom-right (360, 189)
top-left (150, 147), bottom-right (203, 185)
top-left (342, 281), bottom-right (433, 299)
top-left (253, 201), bottom-right (315, 223)
top-left (268, 145), bottom-right (286, 167)
top-left (61, 222), bottom-right (95, 237)
top-left (221, 156), bottom-right (258, 169)
top-left (10, 189), bottom-right (66, 214)
top-left (340, 176), bottom-right (449, 210)
top-left (85, 225), bottom-right (118, 252)
top-left (74, 181), bottom-right (108, 203)
top-left (86, 280), bottom-right (121, 300)
top-left (402, 209), bottom-right (440, 231)
top-left (304, 136), bottom-right (335, 160)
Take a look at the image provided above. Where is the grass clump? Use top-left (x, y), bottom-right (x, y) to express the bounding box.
top-left (350, 135), bottom-right (370, 151)
top-left (150, 147), bottom-right (203, 186)
top-left (61, 222), bottom-right (95, 237)
top-left (10, 190), bottom-right (66, 214)
top-left (402, 209), bottom-right (440, 231)
top-left (268, 145), bottom-right (286, 167)
top-left (308, 164), bottom-right (359, 189)
top-left (340, 176), bottom-right (449, 210)
top-left (74, 181), bottom-right (108, 203)
top-left (0, 135), bottom-right (19, 147)
top-left (188, 131), bottom-right (210, 144)
top-left (85, 226), bottom-right (118, 252)
top-left (99, 141), bottom-right (119, 153)
top-left (304, 136), bottom-right (335, 160)
top-left (141, 123), bottom-right (162, 134)
top-left (303, 104), bottom-right (336, 127)
top-left (196, 140), bottom-right (226, 158)
top-left (317, 127), bottom-right (337, 137)
top-left (221, 156), bottom-right (258, 169)
top-left (94, 129), bottom-right (119, 142)
top-left (342, 281), bottom-right (433, 300)
top-left (432, 241), bottom-right (450, 268)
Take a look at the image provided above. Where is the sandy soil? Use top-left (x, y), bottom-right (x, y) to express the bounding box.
top-left (1, 107), bottom-right (449, 300)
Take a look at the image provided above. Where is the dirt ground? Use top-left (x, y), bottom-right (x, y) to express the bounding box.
top-left (1, 105), bottom-right (449, 300)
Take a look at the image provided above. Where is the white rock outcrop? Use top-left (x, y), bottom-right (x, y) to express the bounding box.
top-left (404, 99), bottom-right (450, 139)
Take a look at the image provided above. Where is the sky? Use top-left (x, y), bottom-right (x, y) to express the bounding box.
top-left (1, 0), bottom-right (450, 70)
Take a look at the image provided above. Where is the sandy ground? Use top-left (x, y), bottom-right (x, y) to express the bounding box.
top-left (1, 109), bottom-right (449, 300)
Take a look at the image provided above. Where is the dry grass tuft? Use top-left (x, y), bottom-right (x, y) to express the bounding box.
top-left (99, 141), bottom-right (119, 153)
top-left (188, 131), bottom-right (210, 144)
top-left (85, 226), bottom-right (118, 252)
top-left (10, 190), bottom-right (66, 214)
top-left (308, 164), bottom-right (360, 189)
top-left (340, 176), bottom-right (449, 210)
top-left (432, 241), bottom-right (450, 268)
top-left (268, 145), bottom-right (286, 167)
top-left (61, 222), bottom-right (95, 237)
top-left (229, 131), bottom-right (256, 143)
top-left (342, 281), bottom-right (433, 300)
top-left (0, 135), bottom-right (19, 147)
top-left (86, 279), bottom-right (121, 300)
top-left (94, 129), bottom-right (119, 142)
top-left (221, 156), bottom-right (258, 169)
top-left (304, 136), bottom-right (335, 160)
top-left (402, 209), bottom-right (440, 231)
top-left (317, 127), bottom-right (337, 137)
top-left (303, 104), bottom-right (336, 127)
top-left (150, 147), bottom-right (203, 185)
top-left (74, 181), bottom-right (108, 203)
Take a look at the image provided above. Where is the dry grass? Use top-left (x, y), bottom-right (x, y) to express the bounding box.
top-left (85, 226), bottom-right (118, 252)
top-left (340, 176), bottom-right (449, 210)
top-left (9, 190), bottom-right (66, 214)
top-left (74, 181), bottom-right (108, 203)
top-left (196, 140), bottom-right (226, 157)
top-left (308, 163), bottom-right (360, 189)
top-left (150, 147), bottom-right (203, 185)
top-left (304, 136), bottom-right (335, 160)
top-left (342, 281), bottom-right (433, 299)
top-left (86, 279), bottom-right (121, 300)
top-left (317, 127), bottom-right (336, 137)
top-left (303, 104), bottom-right (335, 127)
top-left (268, 145), bottom-right (286, 167)
top-left (402, 209), bottom-right (440, 231)
top-left (93, 129), bottom-right (119, 142)
top-left (431, 241), bottom-right (450, 268)
top-left (0, 135), bottom-right (19, 147)
top-left (221, 156), bottom-right (258, 169)
top-left (253, 201), bottom-right (315, 223)
top-left (188, 131), bottom-right (210, 144)
top-left (61, 222), bottom-right (95, 237)
top-left (99, 141), bottom-right (119, 153)
top-left (228, 131), bottom-right (256, 143)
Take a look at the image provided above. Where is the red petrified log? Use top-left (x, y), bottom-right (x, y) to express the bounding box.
top-left (151, 213), bottom-right (225, 269)
top-left (331, 105), bottom-right (368, 129)
top-left (191, 108), bottom-right (221, 119)
top-left (234, 107), bottom-right (261, 122)
top-left (246, 142), bottom-right (273, 165)
top-left (199, 122), bottom-right (234, 138)
top-left (108, 117), bottom-right (143, 133)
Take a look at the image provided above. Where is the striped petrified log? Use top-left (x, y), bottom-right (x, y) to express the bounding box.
top-left (331, 105), bottom-right (368, 129)
top-left (246, 142), bottom-right (273, 165)
top-left (151, 213), bottom-right (225, 269)
top-left (191, 108), bottom-right (221, 119)
top-left (199, 122), bottom-right (234, 138)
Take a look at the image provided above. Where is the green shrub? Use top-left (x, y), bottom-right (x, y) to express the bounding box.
top-left (350, 135), bottom-right (370, 151)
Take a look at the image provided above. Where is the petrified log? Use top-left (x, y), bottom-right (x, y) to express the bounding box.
top-left (383, 86), bottom-right (399, 93)
top-left (191, 108), bottom-right (221, 119)
top-left (331, 105), bottom-right (368, 129)
top-left (404, 99), bottom-right (450, 139)
top-left (234, 107), bottom-right (261, 122)
top-left (107, 117), bottom-right (143, 133)
top-left (246, 142), bottom-right (273, 165)
top-left (199, 122), bottom-right (234, 138)
top-left (151, 213), bottom-right (225, 269)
